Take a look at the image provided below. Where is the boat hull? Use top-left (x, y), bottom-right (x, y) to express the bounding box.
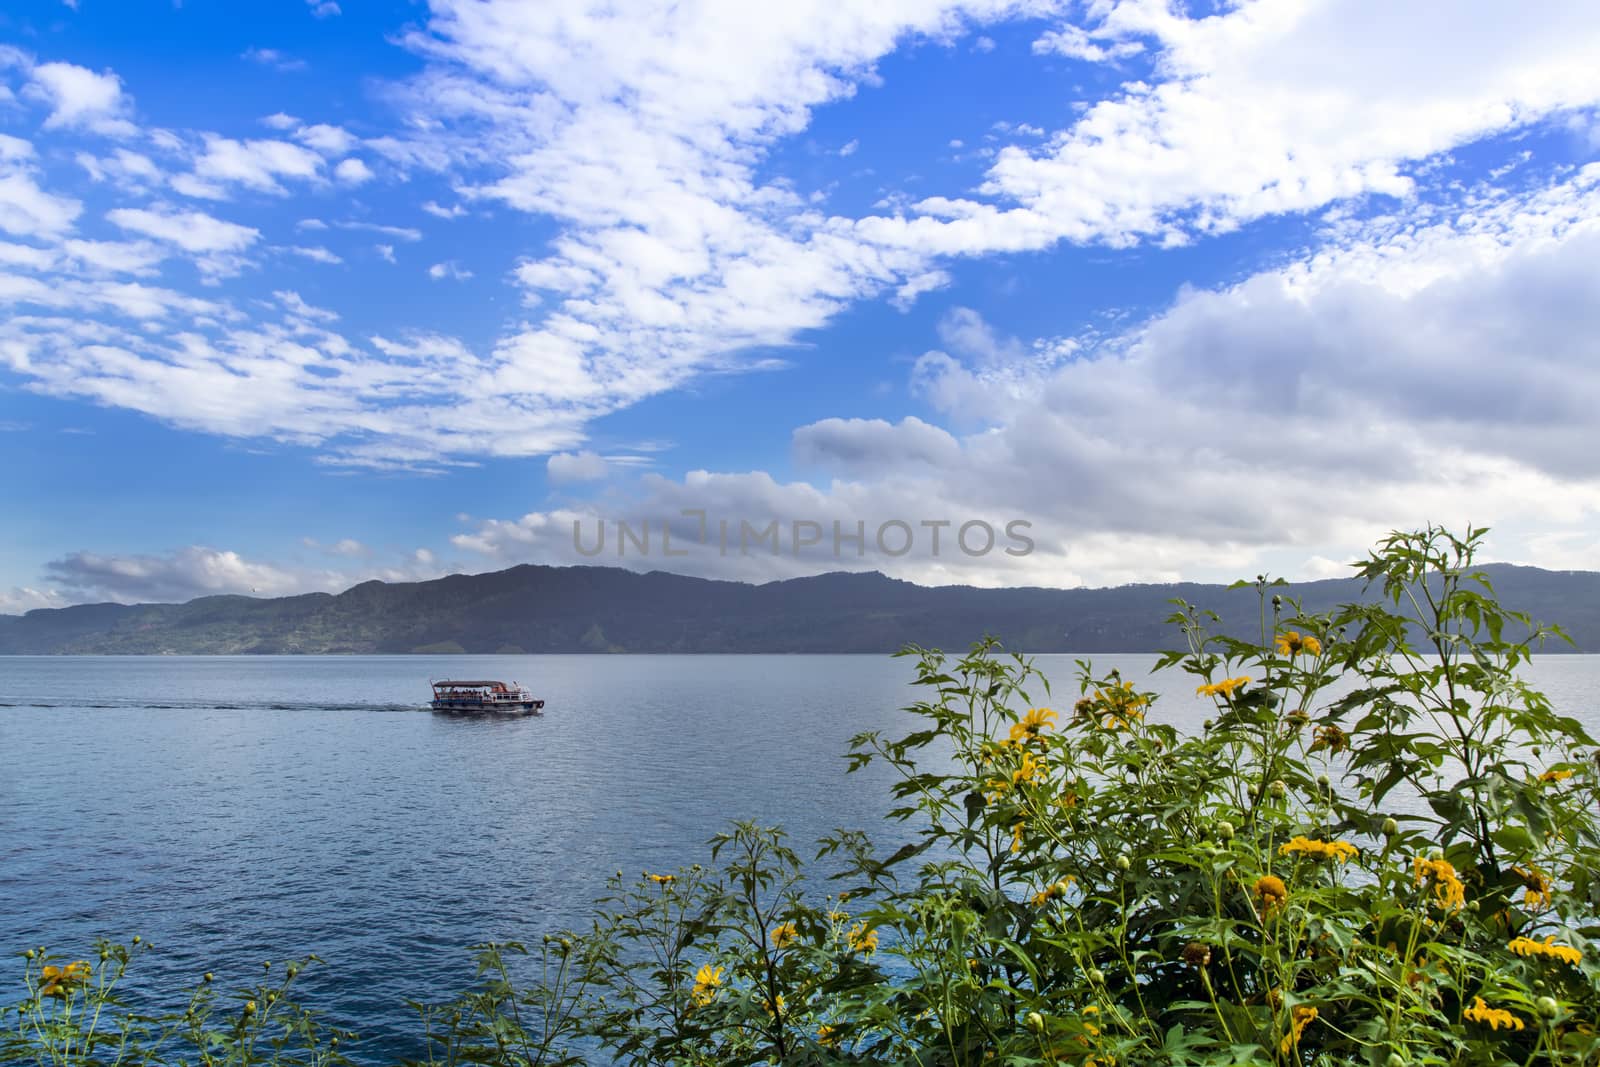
top-left (430, 698), bottom-right (544, 717)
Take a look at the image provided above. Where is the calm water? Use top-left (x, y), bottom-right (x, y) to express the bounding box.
top-left (4, 653), bottom-right (1598, 1060)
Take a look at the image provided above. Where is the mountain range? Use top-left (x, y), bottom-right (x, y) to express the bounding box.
top-left (2, 562), bottom-right (1597, 655)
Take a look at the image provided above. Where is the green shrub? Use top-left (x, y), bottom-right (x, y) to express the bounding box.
top-left (8, 526), bottom-right (1598, 1066)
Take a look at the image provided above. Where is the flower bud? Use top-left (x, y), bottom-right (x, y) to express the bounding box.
top-left (204, 973), bottom-right (213, 983)
top-left (263, 961), bottom-right (272, 972)
top-left (243, 1001), bottom-right (257, 1015)
top-left (1216, 821), bottom-right (1235, 841)
top-left (24, 950), bottom-right (34, 960)
top-left (1269, 780), bottom-right (1287, 798)
top-left (1087, 969), bottom-right (1105, 985)
top-left (1114, 855), bottom-right (1131, 872)
top-left (1536, 996), bottom-right (1559, 1019)
top-left (1025, 1011), bottom-right (1045, 1033)
top-left (1316, 774), bottom-right (1331, 790)
top-left (132, 935), bottom-right (141, 944)
top-left (1386, 1054), bottom-right (1406, 1067)
top-left (1381, 818), bottom-right (1398, 837)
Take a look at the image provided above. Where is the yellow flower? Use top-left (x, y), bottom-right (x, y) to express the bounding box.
top-left (846, 923), bottom-right (878, 954)
top-left (1302, 634), bottom-right (1321, 655)
top-left (1084, 681), bottom-right (1148, 728)
top-left (1254, 874), bottom-right (1288, 913)
top-left (770, 922), bottom-right (797, 949)
top-left (1464, 996), bottom-right (1524, 1031)
top-left (1539, 768), bottom-right (1574, 784)
top-left (1279, 1005), bottom-right (1317, 1054)
top-left (1512, 865), bottom-right (1552, 909)
top-left (39, 961), bottom-right (92, 998)
top-left (1012, 751), bottom-right (1040, 786)
top-left (1413, 857), bottom-right (1465, 910)
top-left (1009, 707), bottom-right (1058, 743)
top-left (646, 872), bottom-right (675, 884)
top-left (1279, 837), bottom-right (1358, 863)
top-left (1509, 935), bottom-right (1582, 966)
top-left (1030, 878), bottom-right (1074, 905)
top-left (1274, 632), bottom-right (1304, 656)
top-left (1010, 820), bottom-right (1025, 853)
top-left (816, 1023), bottom-right (840, 1048)
top-left (763, 993), bottom-right (785, 1019)
top-left (1196, 676), bottom-right (1250, 698)
top-left (690, 963), bottom-right (723, 1007)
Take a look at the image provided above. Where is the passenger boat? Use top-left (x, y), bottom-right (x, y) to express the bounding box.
top-left (429, 679), bottom-right (545, 716)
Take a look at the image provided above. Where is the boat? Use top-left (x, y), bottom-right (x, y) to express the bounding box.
top-left (429, 679), bottom-right (545, 716)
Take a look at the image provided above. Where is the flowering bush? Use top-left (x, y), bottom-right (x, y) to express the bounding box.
top-left (8, 526), bottom-right (1598, 1066)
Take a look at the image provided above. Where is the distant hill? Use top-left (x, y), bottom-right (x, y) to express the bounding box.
top-left (1, 563), bottom-right (1596, 655)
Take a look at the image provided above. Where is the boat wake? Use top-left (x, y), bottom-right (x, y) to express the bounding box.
top-left (0, 699), bottom-right (428, 714)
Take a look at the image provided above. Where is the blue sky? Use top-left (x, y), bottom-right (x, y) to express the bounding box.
top-left (3, 0), bottom-right (1600, 610)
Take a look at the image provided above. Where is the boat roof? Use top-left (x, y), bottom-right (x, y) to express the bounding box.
top-left (432, 679), bottom-right (509, 687)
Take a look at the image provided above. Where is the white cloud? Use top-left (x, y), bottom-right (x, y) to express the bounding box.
top-left (61, 238), bottom-right (167, 275)
top-left (184, 135), bottom-right (325, 196)
top-left (107, 205), bottom-right (259, 254)
top-left (421, 200), bottom-right (467, 218)
top-left (308, 0), bottom-right (341, 17)
top-left (75, 148), bottom-right (163, 189)
top-left (0, 585), bottom-right (68, 615)
top-left (286, 244), bottom-right (343, 264)
top-left (275, 289), bottom-right (338, 321)
top-left (881, 0), bottom-right (1600, 250)
top-left (242, 47), bottom-right (308, 72)
top-left (46, 546), bottom-right (309, 602)
top-left (27, 61), bottom-right (137, 137)
top-left (337, 220), bottom-right (421, 240)
top-left (261, 112), bottom-right (300, 130)
top-left (547, 450), bottom-right (609, 483)
top-left (0, 146), bottom-right (83, 237)
top-left (39, 543), bottom-right (447, 604)
top-left (891, 269), bottom-right (952, 310)
top-left (296, 123), bottom-right (356, 155)
top-left (428, 260), bottom-right (473, 280)
top-left (334, 157), bottom-right (375, 184)
top-left (451, 167), bottom-right (1600, 586)
top-left (1031, 24), bottom-right (1143, 62)
top-left (374, 243), bottom-right (396, 262)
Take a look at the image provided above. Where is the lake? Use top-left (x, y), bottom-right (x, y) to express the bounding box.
top-left (3, 652), bottom-right (1598, 1060)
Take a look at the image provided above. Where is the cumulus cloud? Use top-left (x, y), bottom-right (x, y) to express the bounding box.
top-left (0, 585), bottom-right (69, 615)
top-left (547, 450), bottom-right (609, 483)
top-left (27, 61), bottom-right (137, 137)
top-left (179, 135), bottom-right (326, 197)
top-left (39, 543), bottom-right (449, 604)
top-left (453, 168), bottom-right (1600, 586)
top-left (875, 0), bottom-right (1600, 250)
top-left (334, 157), bottom-right (374, 184)
top-left (5, 0), bottom-right (1600, 492)
top-left (45, 546), bottom-right (310, 603)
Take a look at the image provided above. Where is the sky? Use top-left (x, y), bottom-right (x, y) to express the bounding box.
top-left (2, 0), bottom-right (1600, 611)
